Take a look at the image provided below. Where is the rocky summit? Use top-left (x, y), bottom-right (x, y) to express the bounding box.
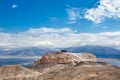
top-left (34, 51), bottom-right (96, 65)
top-left (33, 51), bottom-right (96, 73)
top-left (0, 51), bottom-right (120, 80)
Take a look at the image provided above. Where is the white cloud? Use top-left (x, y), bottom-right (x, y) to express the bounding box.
top-left (26, 27), bottom-right (73, 33)
top-left (66, 7), bottom-right (81, 24)
top-left (12, 4), bottom-right (18, 8)
top-left (0, 27), bottom-right (120, 49)
top-left (84, 0), bottom-right (120, 23)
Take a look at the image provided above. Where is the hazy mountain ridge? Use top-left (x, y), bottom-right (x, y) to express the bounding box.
top-left (65, 46), bottom-right (120, 59)
top-left (0, 47), bottom-right (55, 56)
top-left (0, 46), bottom-right (120, 59)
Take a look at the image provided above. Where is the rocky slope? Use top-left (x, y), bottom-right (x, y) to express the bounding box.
top-left (0, 65), bottom-right (40, 80)
top-left (39, 62), bottom-right (120, 80)
top-left (0, 51), bottom-right (120, 80)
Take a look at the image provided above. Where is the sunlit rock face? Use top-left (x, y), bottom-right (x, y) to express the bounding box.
top-left (37, 52), bottom-right (78, 64)
top-left (0, 65), bottom-right (40, 80)
top-left (34, 51), bottom-right (96, 65)
top-left (76, 52), bottom-right (96, 62)
top-left (33, 51), bottom-right (78, 73)
top-left (33, 51), bottom-right (97, 73)
top-left (38, 62), bottom-right (120, 80)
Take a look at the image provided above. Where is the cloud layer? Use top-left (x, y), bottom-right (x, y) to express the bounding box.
top-left (85, 0), bottom-right (120, 23)
top-left (66, 0), bottom-right (120, 23)
top-left (0, 27), bottom-right (120, 49)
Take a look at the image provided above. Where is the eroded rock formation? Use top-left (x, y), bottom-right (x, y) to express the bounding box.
top-left (0, 65), bottom-right (40, 80)
top-left (33, 51), bottom-right (96, 73)
top-left (0, 51), bottom-right (120, 80)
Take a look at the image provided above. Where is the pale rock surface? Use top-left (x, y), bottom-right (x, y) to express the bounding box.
top-left (77, 52), bottom-right (96, 62)
top-left (0, 65), bottom-right (40, 80)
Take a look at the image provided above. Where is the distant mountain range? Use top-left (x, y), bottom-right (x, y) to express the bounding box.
top-left (0, 47), bottom-right (55, 57)
top-left (0, 46), bottom-right (120, 59)
top-left (65, 46), bottom-right (120, 59)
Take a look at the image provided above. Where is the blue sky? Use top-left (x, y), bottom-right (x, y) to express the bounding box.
top-left (0, 0), bottom-right (120, 48)
top-left (1, 0), bottom-right (119, 33)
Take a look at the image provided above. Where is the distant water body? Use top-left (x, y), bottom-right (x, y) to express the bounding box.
top-left (0, 56), bottom-right (120, 67)
top-left (97, 58), bottom-right (120, 67)
top-left (0, 56), bottom-right (40, 66)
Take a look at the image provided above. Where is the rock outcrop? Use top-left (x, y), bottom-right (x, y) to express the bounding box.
top-left (0, 51), bottom-right (120, 80)
top-left (0, 65), bottom-right (40, 80)
top-left (77, 52), bottom-right (96, 62)
top-left (34, 51), bottom-right (96, 65)
top-left (33, 51), bottom-right (96, 73)
top-left (34, 52), bottom-right (78, 64)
